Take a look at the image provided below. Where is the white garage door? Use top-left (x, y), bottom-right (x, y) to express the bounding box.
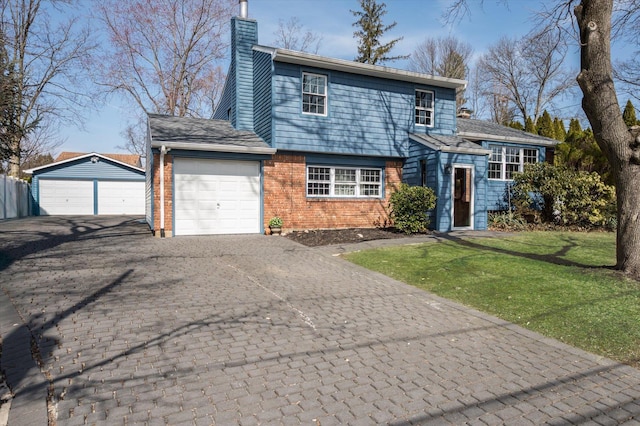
top-left (174, 158), bottom-right (260, 235)
top-left (98, 181), bottom-right (145, 215)
top-left (39, 180), bottom-right (94, 215)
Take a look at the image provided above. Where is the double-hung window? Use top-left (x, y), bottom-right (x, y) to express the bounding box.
top-left (415, 89), bottom-right (434, 127)
top-left (302, 73), bottom-right (327, 116)
top-left (307, 166), bottom-right (382, 198)
top-left (488, 145), bottom-right (539, 180)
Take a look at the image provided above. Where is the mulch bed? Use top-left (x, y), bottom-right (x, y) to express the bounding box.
top-left (284, 227), bottom-right (428, 247)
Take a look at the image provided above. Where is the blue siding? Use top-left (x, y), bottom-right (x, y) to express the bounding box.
top-left (233, 18), bottom-right (258, 131)
top-left (253, 50), bottom-right (273, 145)
top-left (146, 135), bottom-right (154, 230)
top-left (272, 62), bottom-right (458, 158)
top-left (480, 141), bottom-right (547, 211)
top-left (212, 66), bottom-right (234, 121)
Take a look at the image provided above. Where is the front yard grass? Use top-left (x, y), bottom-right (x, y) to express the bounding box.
top-left (344, 231), bottom-right (640, 368)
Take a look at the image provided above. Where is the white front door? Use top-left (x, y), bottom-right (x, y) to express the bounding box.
top-left (38, 180), bottom-right (94, 215)
top-left (174, 158), bottom-right (260, 235)
top-left (97, 181), bottom-right (145, 215)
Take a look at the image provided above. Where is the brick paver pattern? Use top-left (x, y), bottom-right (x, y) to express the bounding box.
top-left (0, 216), bottom-right (639, 425)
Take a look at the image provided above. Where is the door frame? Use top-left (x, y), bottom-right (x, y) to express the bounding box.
top-left (450, 164), bottom-right (475, 230)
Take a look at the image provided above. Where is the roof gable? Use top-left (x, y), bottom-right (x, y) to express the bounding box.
top-left (24, 152), bottom-right (145, 175)
top-left (55, 152), bottom-right (142, 168)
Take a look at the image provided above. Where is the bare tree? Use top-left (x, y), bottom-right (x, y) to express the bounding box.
top-left (0, 0), bottom-right (95, 176)
top-left (94, 0), bottom-right (235, 119)
top-left (116, 115), bottom-right (147, 159)
top-left (477, 31), bottom-right (574, 124)
top-left (410, 36), bottom-right (472, 109)
top-left (273, 17), bottom-right (322, 54)
top-left (446, 0), bottom-right (640, 279)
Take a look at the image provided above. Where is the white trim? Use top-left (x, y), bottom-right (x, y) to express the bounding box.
top-left (415, 89), bottom-right (435, 128)
top-left (24, 152), bottom-right (144, 174)
top-left (488, 145), bottom-right (539, 181)
top-left (301, 72), bottom-right (328, 116)
top-left (253, 45), bottom-right (467, 90)
top-left (306, 165), bottom-right (382, 198)
top-left (451, 164), bottom-right (475, 231)
top-left (150, 141), bottom-right (276, 155)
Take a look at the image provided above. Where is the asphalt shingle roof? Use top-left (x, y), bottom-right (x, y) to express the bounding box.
top-left (148, 114), bottom-right (271, 150)
top-left (410, 133), bottom-right (491, 155)
top-left (457, 118), bottom-right (558, 146)
top-left (55, 152), bottom-right (142, 168)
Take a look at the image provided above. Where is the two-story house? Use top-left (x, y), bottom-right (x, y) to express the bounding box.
top-left (145, 2), bottom-right (556, 237)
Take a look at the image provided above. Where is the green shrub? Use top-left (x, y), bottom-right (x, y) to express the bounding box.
top-left (488, 211), bottom-right (527, 231)
top-left (389, 183), bottom-right (437, 234)
top-left (511, 163), bottom-right (616, 228)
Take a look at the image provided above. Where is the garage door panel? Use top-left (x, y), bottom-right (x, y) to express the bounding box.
top-left (174, 158), bottom-right (260, 236)
top-left (97, 181), bottom-right (145, 215)
top-left (39, 180), bottom-right (94, 215)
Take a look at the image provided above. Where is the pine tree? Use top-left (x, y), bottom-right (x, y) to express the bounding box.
top-left (524, 116), bottom-right (536, 134)
top-left (536, 110), bottom-right (555, 139)
top-left (553, 117), bottom-right (566, 142)
top-left (0, 32), bottom-right (21, 162)
top-left (568, 118), bottom-right (583, 136)
top-left (507, 121), bottom-right (524, 131)
top-left (622, 99), bottom-right (638, 127)
top-left (351, 0), bottom-right (408, 65)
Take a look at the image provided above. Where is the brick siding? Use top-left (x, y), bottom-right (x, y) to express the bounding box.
top-left (152, 153), bottom-right (173, 235)
top-left (263, 153), bottom-right (402, 232)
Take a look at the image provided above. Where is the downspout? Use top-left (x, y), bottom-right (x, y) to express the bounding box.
top-left (159, 145), bottom-right (170, 238)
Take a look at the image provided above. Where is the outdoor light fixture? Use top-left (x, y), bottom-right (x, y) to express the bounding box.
top-left (91, 156), bottom-right (99, 163)
top-left (444, 164), bottom-right (452, 174)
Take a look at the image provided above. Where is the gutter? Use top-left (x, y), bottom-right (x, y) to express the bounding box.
top-left (151, 141), bottom-right (276, 155)
top-left (459, 132), bottom-right (557, 147)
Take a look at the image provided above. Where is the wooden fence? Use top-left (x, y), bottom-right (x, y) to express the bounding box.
top-left (0, 174), bottom-right (32, 219)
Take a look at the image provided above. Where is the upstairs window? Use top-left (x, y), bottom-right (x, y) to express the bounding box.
top-left (415, 90), bottom-right (434, 127)
top-left (302, 73), bottom-right (327, 116)
top-left (489, 145), bottom-right (539, 180)
top-left (307, 166), bottom-right (382, 198)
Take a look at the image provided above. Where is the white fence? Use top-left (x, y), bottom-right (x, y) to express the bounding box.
top-left (0, 174), bottom-right (32, 219)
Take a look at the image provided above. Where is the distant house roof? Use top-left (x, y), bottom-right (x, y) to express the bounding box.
top-left (253, 45), bottom-right (467, 90)
top-left (148, 114), bottom-right (276, 154)
top-left (410, 133), bottom-right (492, 156)
top-left (55, 152), bottom-right (142, 168)
top-left (24, 152), bottom-right (145, 174)
top-left (457, 118), bottom-right (558, 147)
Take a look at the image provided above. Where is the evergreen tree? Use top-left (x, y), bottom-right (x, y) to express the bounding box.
top-left (351, 0), bottom-right (408, 65)
top-left (536, 110), bottom-right (555, 139)
top-left (507, 121), bottom-right (524, 131)
top-left (0, 32), bottom-right (22, 162)
top-left (553, 117), bottom-right (566, 142)
top-left (524, 116), bottom-right (536, 134)
top-left (568, 118), bottom-right (583, 136)
top-left (556, 128), bottom-right (612, 184)
top-left (622, 99), bottom-right (638, 127)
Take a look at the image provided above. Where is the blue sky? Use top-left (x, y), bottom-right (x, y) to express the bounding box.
top-left (63, 0), bottom-right (597, 156)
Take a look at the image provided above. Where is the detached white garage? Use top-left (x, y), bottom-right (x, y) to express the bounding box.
top-left (25, 152), bottom-right (145, 216)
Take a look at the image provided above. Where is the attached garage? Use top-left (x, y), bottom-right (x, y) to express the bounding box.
top-left (25, 152), bottom-right (145, 216)
top-left (174, 158), bottom-right (260, 235)
top-left (147, 114), bottom-right (276, 237)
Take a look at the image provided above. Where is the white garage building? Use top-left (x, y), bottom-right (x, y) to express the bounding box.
top-left (25, 152), bottom-right (145, 216)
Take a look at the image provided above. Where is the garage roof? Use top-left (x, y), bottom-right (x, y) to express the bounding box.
top-left (148, 114), bottom-right (276, 154)
top-left (55, 152), bottom-right (142, 168)
top-left (24, 152), bottom-right (145, 174)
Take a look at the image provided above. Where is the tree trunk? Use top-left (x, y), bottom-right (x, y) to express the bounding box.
top-left (7, 135), bottom-right (20, 177)
top-left (575, 0), bottom-right (640, 279)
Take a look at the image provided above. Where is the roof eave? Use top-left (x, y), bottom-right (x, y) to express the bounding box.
top-left (255, 45), bottom-right (467, 90)
top-left (150, 140), bottom-right (276, 155)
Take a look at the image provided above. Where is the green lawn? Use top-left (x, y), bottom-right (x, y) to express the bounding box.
top-left (344, 232), bottom-right (640, 368)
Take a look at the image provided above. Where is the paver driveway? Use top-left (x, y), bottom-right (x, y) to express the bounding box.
top-left (0, 216), bottom-right (639, 425)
